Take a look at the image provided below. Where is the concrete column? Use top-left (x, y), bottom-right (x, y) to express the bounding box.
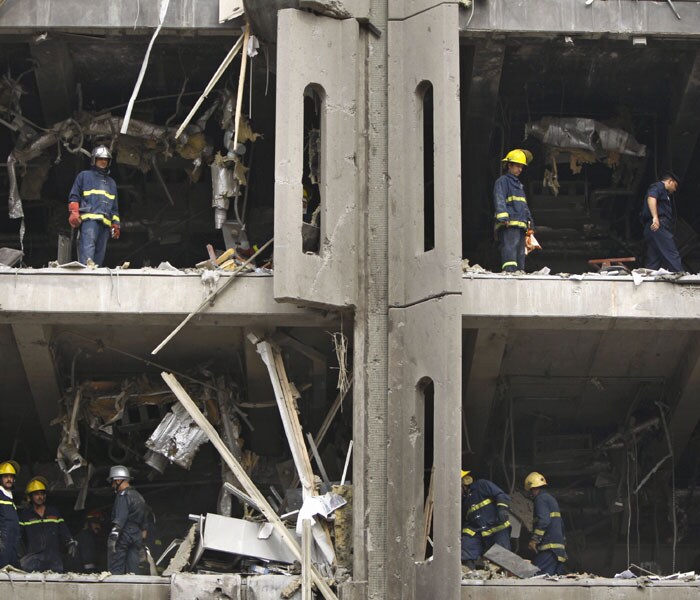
top-left (274, 10), bottom-right (360, 310)
top-left (387, 3), bottom-right (462, 599)
top-left (11, 324), bottom-right (61, 447)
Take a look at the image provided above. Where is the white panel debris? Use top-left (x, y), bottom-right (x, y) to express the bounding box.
top-left (219, 0), bottom-right (244, 23)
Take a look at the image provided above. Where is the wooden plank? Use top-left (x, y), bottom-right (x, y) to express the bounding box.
top-left (302, 519), bottom-right (312, 600)
top-left (483, 543), bottom-right (539, 579)
top-left (161, 372), bottom-right (338, 600)
top-left (421, 466), bottom-right (435, 559)
top-left (254, 338), bottom-right (315, 496)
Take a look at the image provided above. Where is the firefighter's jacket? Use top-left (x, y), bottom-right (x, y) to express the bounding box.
top-left (69, 166), bottom-right (120, 228)
top-left (493, 172), bottom-right (532, 229)
top-left (112, 487), bottom-right (148, 540)
top-left (531, 490), bottom-right (567, 562)
top-left (461, 479), bottom-right (511, 538)
top-left (18, 504), bottom-right (72, 559)
top-left (0, 488), bottom-right (19, 566)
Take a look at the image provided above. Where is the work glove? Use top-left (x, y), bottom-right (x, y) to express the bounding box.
top-left (68, 202), bottom-right (81, 229)
top-left (497, 506), bottom-right (510, 524)
top-left (528, 539), bottom-right (538, 553)
top-left (66, 538), bottom-right (78, 558)
top-left (107, 531), bottom-right (119, 556)
top-left (111, 223), bottom-right (120, 239)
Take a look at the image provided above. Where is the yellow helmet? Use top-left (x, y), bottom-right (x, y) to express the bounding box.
top-left (26, 476), bottom-right (48, 495)
top-left (502, 149), bottom-right (533, 166)
top-left (0, 461), bottom-right (19, 476)
top-left (524, 471), bottom-right (547, 491)
top-left (461, 470), bottom-right (473, 485)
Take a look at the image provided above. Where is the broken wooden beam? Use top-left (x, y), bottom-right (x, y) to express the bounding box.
top-left (161, 372), bottom-right (338, 600)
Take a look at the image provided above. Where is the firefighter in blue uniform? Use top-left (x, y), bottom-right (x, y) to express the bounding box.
top-left (18, 476), bottom-right (77, 572)
top-left (0, 460), bottom-right (20, 568)
top-left (493, 149), bottom-right (534, 272)
top-left (107, 465), bottom-right (148, 574)
top-left (68, 145), bottom-right (120, 266)
top-left (461, 470), bottom-right (511, 570)
top-left (75, 509), bottom-right (107, 573)
top-left (640, 172), bottom-right (683, 272)
top-left (524, 471), bottom-right (567, 575)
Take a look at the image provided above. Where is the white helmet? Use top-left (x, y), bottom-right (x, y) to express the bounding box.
top-left (91, 145), bottom-right (112, 166)
top-left (107, 465), bottom-right (131, 482)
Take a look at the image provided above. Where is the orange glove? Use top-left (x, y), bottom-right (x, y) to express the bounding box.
top-left (111, 223), bottom-right (120, 240)
top-left (68, 202), bottom-right (81, 228)
top-left (528, 539), bottom-right (538, 553)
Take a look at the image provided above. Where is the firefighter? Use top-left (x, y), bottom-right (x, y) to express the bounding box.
top-left (640, 171), bottom-right (683, 272)
top-left (68, 144), bottom-right (120, 267)
top-left (524, 471), bottom-right (567, 575)
top-left (76, 509), bottom-right (107, 573)
top-left (0, 460), bottom-right (20, 568)
top-left (461, 470), bottom-right (511, 570)
top-left (107, 465), bottom-right (148, 574)
top-left (493, 149), bottom-right (534, 272)
top-left (18, 476), bottom-right (77, 572)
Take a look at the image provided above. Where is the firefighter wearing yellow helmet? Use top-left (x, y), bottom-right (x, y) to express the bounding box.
top-left (0, 460), bottom-right (20, 568)
top-left (493, 149), bottom-right (535, 272)
top-left (460, 470), bottom-right (511, 570)
top-left (18, 476), bottom-right (78, 572)
top-left (524, 471), bottom-right (567, 575)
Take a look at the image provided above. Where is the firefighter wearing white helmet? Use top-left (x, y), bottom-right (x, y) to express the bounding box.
top-left (18, 476), bottom-right (77, 572)
top-left (107, 465), bottom-right (148, 574)
top-left (493, 149), bottom-right (535, 272)
top-left (68, 144), bottom-right (120, 267)
top-left (524, 471), bottom-right (567, 575)
top-left (461, 470), bottom-right (511, 570)
top-left (0, 460), bottom-right (20, 568)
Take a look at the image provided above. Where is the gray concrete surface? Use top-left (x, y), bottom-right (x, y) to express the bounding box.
top-left (461, 0), bottom-right (700, 37)
top-left (0, 270), bottom-right (334, 327)
top-left (0, 0), bottom-right (233, 33)
top-left (274, 10), bottom-right (359, 309)
top-left (461, 579), bottom-right (700, 600)
top-left (388, 3), bottom-right (462, 306)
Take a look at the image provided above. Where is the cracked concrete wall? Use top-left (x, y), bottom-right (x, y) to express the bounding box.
top-left (388, 4), bottom-right (462, 306)
top-left (389, 0), bottom-right (462, 22)
top-left (388, 296), bottom-right (462, 600)
top-left (274, 9), bottom-right (359, 309)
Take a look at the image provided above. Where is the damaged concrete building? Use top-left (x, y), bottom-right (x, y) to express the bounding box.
top-left (2, 0), bottom-right (700, 599)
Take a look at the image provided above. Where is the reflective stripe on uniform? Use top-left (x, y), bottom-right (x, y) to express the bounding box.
top-left (502, 261), bottom-right (518, 269)
top-left (534, 529), bottom-right (545, 536)
top-left (20, 517), bottom-right (65, 526)
top-left (83, 189), bottom-right (116, 200)
top-left (550, 512), bottom-right (561, 518)
top-left (497, 503), bottom-right (509, 508)
top-left (481, 521), bottom-right (511, 537)
top-left (0, 499), bottom-right (15, 508)
top-left (462, 527), bottom-right (477, 536)
top-left (495, 220), bottom-right (528, 229)
top-left (80, 213), bottom-right (112, 227)
top-left (506, 195), bottom-right (527, 203)
top-left (467, 498), bottom-right (492, 515)
top-left (495, 212), bottom-right (509, 220)
top-left (538, 543), bottom-right (565, 551)
top-left (112, 215), bottom-right (120, 223)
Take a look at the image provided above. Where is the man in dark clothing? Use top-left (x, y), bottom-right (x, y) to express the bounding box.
top-left (524, 471), bottom-right (567, 575)
top-left (0, 460), bottom-right (20, 569)
top-left (68, 145), bottom-right (120, 266)
top-left (107, 465), bottom-right (148, 574)
top-left (461, 470), bottom-right (511, 570)
top-left (640, 172), bottom-right (683, 272)
top-left (18, 476), bottom-right (77, 572)
top-left (493, 149), bottom-right (534, 272)
top-left (76, 509), bottom-right (107, 573)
